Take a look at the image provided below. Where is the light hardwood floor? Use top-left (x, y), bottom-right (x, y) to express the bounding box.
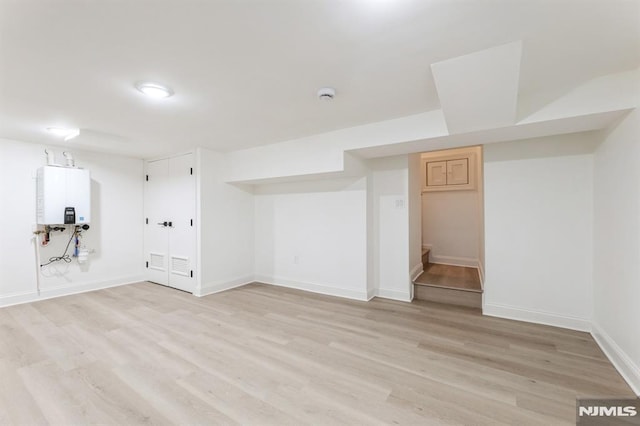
top-left (0, 282), bottom-right (634, 425)
top-left (414, 264), bottom-right (482, 292)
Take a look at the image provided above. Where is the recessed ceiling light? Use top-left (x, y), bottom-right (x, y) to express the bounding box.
top-left (46, 127), bottom-right (80, 141)
top-left (135, 82), bottom-right (174, 99)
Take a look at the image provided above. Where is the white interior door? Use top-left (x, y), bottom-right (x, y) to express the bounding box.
top-left (166, 153), bottom-right (196, 293)
top-left (144, 159), bottom-right (170, 286)
top-left (144, 153), bottom-right (196, 293)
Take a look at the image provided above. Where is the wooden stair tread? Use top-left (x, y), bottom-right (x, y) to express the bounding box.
top-left (414, 281), bottom-right (482, 293)
top-left (414, 284), bottom-right (482, 309)
top-left (413, 263), bottom-right (482, 308)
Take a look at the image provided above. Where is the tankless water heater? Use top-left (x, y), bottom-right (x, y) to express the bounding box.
top-left (36, 166), bottom-right (91, 225)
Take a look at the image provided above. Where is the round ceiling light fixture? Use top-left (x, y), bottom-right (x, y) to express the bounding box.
top-left (317, 87), bottom-right (336, 100)
top-left (135, 81), bottom-right (174, 99)
top-left (46, 127), bottom-right (80, 141)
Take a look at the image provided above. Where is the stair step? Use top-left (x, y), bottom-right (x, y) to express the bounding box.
top-left (414, 284), bottom-right (481, 309)
top-left (421, 248), bottom-right (430, 268)
top-left (414, 282), bottom-right (482, 293)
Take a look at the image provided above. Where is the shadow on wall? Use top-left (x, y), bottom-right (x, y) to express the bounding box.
top-left (80, 179), bottom-right (101, 271)
top-left (253, 176), bottom-right (365, 195)
top-left (483, 131), bottom-right (602, 162)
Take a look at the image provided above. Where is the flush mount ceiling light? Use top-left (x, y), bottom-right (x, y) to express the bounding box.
top-left (46, 127), bottom-right (80, 141)
top-left (317, 87), bottom-right (336, 100)
top-left (135, 81), bottom-right (174, 99)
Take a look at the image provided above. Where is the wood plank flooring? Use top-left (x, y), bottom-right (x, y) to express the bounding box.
top-left (0, 282), bottom-right (634, 425)
top-left (415, 264), bottom-right (482, 292)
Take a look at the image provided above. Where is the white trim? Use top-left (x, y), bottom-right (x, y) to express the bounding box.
top-left (255, 275), bottom-right (369, 301)
top-left (591, 323), bottom-right (640, 396)
top-left (410, 262), bottom-right (423, 281)
top-left (366, 288), bottom-right (376, 301)
top-left (483, 302), bottom-right (591, 332)
top-left (146, 149), bottom-right (195, 163)
top-left (477, 261), bottom-right (485, 287)
top-left (375, 288), bottom-right (413, 302)
top-left (0, 275), bottom-right (145, 308)
top-left (429, 255), bottom-right (479, 268)
top-left (194, 148), bottom-right (203, 294)
top-left (195, 275), bottom-right (254, 297)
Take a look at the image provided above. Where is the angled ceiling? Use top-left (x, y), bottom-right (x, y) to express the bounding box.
top-left (0, 0), bottom-right (638, 158)
top-left (431, 41), bottom-right (522, 134)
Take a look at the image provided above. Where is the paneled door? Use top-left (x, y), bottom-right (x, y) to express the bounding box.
top-left (144, 153), bottom-right (196, 293)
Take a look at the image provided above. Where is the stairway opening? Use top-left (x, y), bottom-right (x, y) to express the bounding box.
top-left (412, 146), bottom-right (485, 309)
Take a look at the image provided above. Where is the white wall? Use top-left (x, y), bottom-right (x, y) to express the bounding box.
top-left (368, 156), bottom-right (412, 301)
top-left (254, 178), bottom-right (368, 300)
top-left (196, 148), bottom-right (255, 296)
top-left (421, 147), bottom-right (482, 267)
top-left (422, 191), bottom-right (480, 265)
top-left (592, 110), bottom-right (640, 395)
top-left (483, 133), bottom-right (597, 331)
top-left (0, 138), bottom-right (144, 306)
top-left (408, 153), bottom-right (422, 282)
top-left (477, 148), bottom-right (485, 284)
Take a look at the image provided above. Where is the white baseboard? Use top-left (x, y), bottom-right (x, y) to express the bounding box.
top-left (366, 287), bottom-right (376, 301)
top-left (0, 275), bottom-right (145, 308)
top-left (477, 261), bottom-right (485, 287)
top-left (254, 275), bottom-right (369, 301)
top-left (483, 302), bottom-right (591, 332)
top-left (430, 255), bottom-right (479, 268)
top-left (196, 275), bottom-right (254, 297)
top-left (410, 262), bottom-right (423, 281)
top-left (375, 288), bottom-right (412, 302)
top-left (591, 323), bottom-right (640, 396)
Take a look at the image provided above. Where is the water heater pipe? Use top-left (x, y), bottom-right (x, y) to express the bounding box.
top-left (62, 151), bottom-right (75, 168)
top-left (33, 233), bottom-right (42, 295)
top-left (45, 149), bottom-right (55, 166)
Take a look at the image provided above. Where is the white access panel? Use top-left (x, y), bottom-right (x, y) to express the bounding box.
top-left (36, 166), bottom-right (91, 225)
top-left (447, 158), bottom-right (469, 185)
top-left (426, 161), bottom-right (447, 186)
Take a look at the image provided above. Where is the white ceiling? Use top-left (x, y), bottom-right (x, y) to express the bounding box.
top-left (0, 0), bottom-right (638, 158)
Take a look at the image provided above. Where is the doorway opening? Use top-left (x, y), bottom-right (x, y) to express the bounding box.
top-left (413, 146), bottom-right (484, 309)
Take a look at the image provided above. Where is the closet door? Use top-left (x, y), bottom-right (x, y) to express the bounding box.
top-left (144, 159), bottom-right (170, 286)
top-left (166, 153), bottom-right (196, 293)
top-left (144, 153), bottom-right (196, 293)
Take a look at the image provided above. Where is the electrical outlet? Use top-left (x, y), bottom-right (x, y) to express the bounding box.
top-left (293, 255), bottom-right (299, 265)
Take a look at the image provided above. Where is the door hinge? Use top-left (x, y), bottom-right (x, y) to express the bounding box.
top-left (190, 219), bottom-right (193, 226)
top-left (190, 167), bottom-right (193, 175)
top-left (145, 174), bottom-right (149, 181)
top-left (190, 270), bottom-right (193, 278)
top-left (145, 218), bottom-right (148, 224)
top-left (145, 261), bottom-right (149, 268)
